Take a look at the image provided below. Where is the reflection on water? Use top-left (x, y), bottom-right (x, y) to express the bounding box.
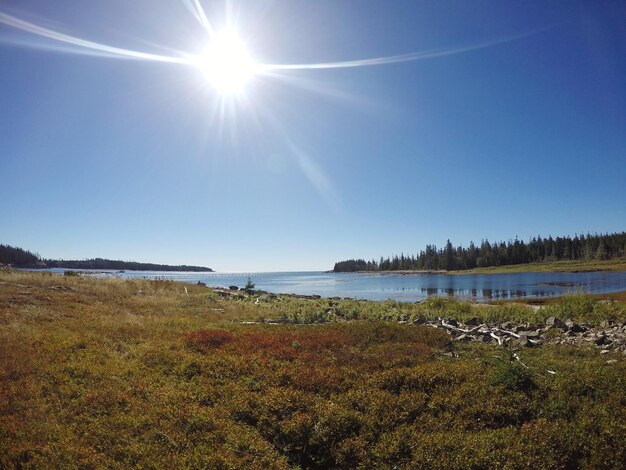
top-left (41, 268), bottom-right (626, 303)
top-left (417, 287), bottom-right (553, 300)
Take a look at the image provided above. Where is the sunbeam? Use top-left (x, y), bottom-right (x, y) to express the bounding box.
top-left (260, 31), bottom-right (538, 71)
top-left (0, 9), bottom-right (538, 78)
top-left (181, 0), bottom-right (215, 38)
top-left (0, 12), bottom-right (191, 64)
top-left (0, 4), bottom-right (541, 210)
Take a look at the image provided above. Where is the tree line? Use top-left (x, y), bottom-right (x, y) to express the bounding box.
top-left (0, 244), bottom-right (43, 268)
top-left (0, 244), bottom-right (213, 272)
top-left (45, 258), bottom-right (213, 272)
top-left (333, 231), bottom-right (626, 272)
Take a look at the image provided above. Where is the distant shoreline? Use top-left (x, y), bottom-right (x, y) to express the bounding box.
top-left (335, 258), bottom-right (626, 276)
top-left (43, 260), bottom-right (213, 273)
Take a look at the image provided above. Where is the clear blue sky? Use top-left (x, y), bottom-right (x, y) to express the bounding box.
top-left (1, 0), bottom-right (625, 272)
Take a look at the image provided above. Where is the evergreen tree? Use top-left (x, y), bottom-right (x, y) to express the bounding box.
top-left (332, 231), bottom-right (626, 272)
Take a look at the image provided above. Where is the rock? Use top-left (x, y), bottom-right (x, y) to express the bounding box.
top-left (465, 317), bottom-right (479, 326)
top-left (229, 286), bottom-right (239, 291)
top-left (564, 319), bottom-right (583, 333)
top-left (545, 316), bottom-right (566, 329)
top-left (600, 350), bottom-right (610, 355)
top-left (48, 285), bottom-right (76, 291)
top-left (443, 351), bottom-right (458, 358)
top-left (606, 359), bottom-right (618, 364)
top-left (517, 333), bottom-right (530, 347)
top-left (594, 335), bottom-right (608, 346)
top-left (401, 316), bottom-right (626, 352)
top-left (599, 320), bottom-right (614, 328)
top-left (196, 281), bottom-right (207, 287)
top-left (478, 334), bottom-right (492, 343)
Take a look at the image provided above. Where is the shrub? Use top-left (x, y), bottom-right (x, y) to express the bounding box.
top-left (490, 351), bottom-right (535, 394)
top-left (185, 329), bottom-right (234, 351)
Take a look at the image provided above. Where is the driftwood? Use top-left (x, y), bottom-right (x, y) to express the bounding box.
top-left (414, 316), bottom-right (626, 354)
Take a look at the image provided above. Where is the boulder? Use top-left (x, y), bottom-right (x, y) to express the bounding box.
top-left (229, 285), bottom-right (239, 291)
top-left (545, 316), bottom-right (566, 329)
top-left (465, 317), bottom-right (480, 326)
top-left (594, 335), bottom-right (608, 346)
top-left (564, 319), bottom-right (584, 333)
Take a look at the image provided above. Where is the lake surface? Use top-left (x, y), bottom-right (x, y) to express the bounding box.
top-left (45, 268), bottom-right (626, 303)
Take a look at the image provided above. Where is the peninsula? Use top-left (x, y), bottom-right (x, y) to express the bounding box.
top-left (0, 244), bottom-right (213, 272)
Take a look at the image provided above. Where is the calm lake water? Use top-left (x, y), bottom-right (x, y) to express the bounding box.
top-left (45, 268), bottom-right (626, 303)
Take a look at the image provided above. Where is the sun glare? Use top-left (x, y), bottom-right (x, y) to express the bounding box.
top-left (196, 30), bottom-right (257, 95)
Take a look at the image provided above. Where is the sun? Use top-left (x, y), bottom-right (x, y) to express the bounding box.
top-left (196, 30), bottom-right (257, 95)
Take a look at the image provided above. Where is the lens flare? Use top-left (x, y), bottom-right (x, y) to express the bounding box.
top-left (0, 5), bottom-right (541, 207)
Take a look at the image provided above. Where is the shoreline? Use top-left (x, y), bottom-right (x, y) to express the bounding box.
top-left (13, 266), bottom-right (626, 304)
top-left (336, 258), bottom-right (626, 276)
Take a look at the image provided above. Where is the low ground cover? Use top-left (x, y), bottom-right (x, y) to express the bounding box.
top-left (1, 271), bottom-right (625, 468)
top-left (455, 257), bottom-right (626, 274)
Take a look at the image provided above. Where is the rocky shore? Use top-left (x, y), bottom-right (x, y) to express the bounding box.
top-left (414, 315), bottom-right (626, 354)
top-left (211, 285), bottom-right (626, 356)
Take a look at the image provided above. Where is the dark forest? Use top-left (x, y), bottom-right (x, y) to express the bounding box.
top-left (334, 232), bottom-right (626, 272)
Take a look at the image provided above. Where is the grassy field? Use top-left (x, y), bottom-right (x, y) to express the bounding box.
top-left (1, 270), bottom-right (625, 468)
top-left (453, 257), bottom-right (626, 275)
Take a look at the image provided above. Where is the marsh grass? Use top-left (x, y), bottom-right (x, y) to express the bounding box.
top-left (455, 257), bottom-right (626, 274)
top-left (1, 271), bottom-right (625, 468)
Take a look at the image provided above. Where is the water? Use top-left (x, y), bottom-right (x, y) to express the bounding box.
top-left (44, 268), bottom-right (626, 303)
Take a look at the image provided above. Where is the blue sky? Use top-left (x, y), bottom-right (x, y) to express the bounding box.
top-left (1, 0), bottom-right (625, 272)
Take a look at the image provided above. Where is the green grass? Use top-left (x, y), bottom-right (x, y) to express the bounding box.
top-left (453, 257), bottom-right (626, 274)
top-left (1, 270), bottom-right (625, 468)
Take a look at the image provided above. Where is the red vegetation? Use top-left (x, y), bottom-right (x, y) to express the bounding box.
top-left (185, 329), bottom-right (234, 350)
